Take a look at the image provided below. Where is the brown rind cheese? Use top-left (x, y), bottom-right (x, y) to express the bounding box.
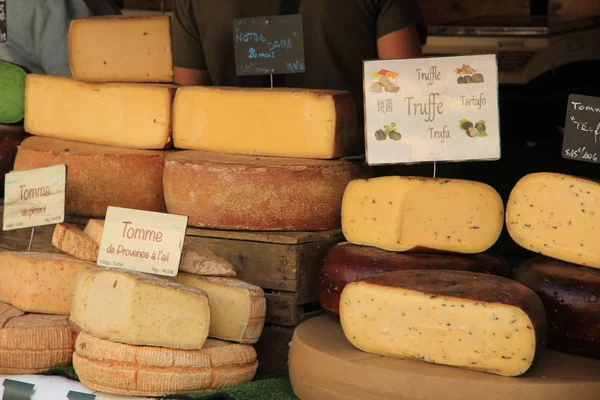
top-left (163, 150), bottom-right (371, 230)
top-left (514, 256), bottom-right (600, 358)
top-left (319, 242), bottom-right (512, 315)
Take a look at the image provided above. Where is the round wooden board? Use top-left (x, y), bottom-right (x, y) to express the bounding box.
top-left (289, 315), bottom-right (600, 400)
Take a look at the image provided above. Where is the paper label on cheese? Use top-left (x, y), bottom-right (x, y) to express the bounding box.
top-left (97, 206), bottom-right (187, 277)
top-left (3, 165), bottom-right (66, 231)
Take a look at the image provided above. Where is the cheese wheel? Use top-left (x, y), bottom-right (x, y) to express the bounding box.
top-left (0, 61), bottom-right (26, 124)
top-left (173, 86), bottom-right (360, 159)
top-left (52, 223), bottom-right (99, 262)
top-left (514, 256), bottom-right (600, 358)
top-left (506, 172), bottom-right (600, 269)
top-left (0, 303), bottom-right (76, 373)
top-left (14, 137), bottom-right (167, 217)
top-left (69, 16), bottom-right (173, 83)
top-left (73, 332), bottom-right (257, 396)
top-left (318, 242), bottom-right (512, 315)
top-left (342, 176), bottom-right (504, 253)
top-left (0, 251), bottom-right (96, 315)
top-left (163, 150), bottom-right (371, 230)
top-left (340, 270), bottom-right (547, 377)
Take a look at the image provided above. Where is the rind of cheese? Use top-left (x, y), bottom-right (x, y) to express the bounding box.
top-left (339, 270), bottom-right (547, 377)
top-left (14, 137), bottom-right (167, 217)
top-left (0, 251), bottom-right (97, 314)
top-left (69, 16), bottom-right (173, 83)
top-left (173, 86), bottom-right (360, 159)
top-left (164, 150), bottom-right (371, 230)
top-left (83, 219), bottom-right (105, 246)
top-left (180, 240), bottom-right (236, 277)
top-left (341, 176), bottom-right (504, 253)
top-left (73, 332), bottom-right (257, 396)
top-left (24, 74), bottom-right (175, 149)
top-left (168, 273), bottom-right (265, 343)
top-left (70, 268), bottom-right (210, 349)
top-left (0, 60), bottom-right (27, 124)
top-left (0, 302), bottom-right (76, 373)
top-left (52, 223), bottom-right (99, 262)
top-left (514, 256), bottom-right (600, 358)
top-left (506, 173), bottom-right (600, 268)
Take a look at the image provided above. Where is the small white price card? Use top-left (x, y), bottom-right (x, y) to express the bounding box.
top-left (3, 165), bottom-right (66, 231)
top-left (97, 207), bottom-right (188, 277)
top-left (363, 54), bottom-right (501, 165)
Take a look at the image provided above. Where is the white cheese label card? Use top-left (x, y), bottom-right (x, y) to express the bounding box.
top-left (2, 164), bottom-right (66, 231)
top-left (363, 54), bottom-right (501, 165)
top-left (97, 207), bottom-right (188, 277)
top-left (562, 94), bottom-right (600, 164)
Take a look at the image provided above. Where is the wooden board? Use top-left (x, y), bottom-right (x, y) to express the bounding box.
top-left (419, 0), bottom-right (529, 25)
top-left (289, 315), bottom-right (600, 400)
top-left (549, 0), bottom-right (600, 16)
top-left (265, 291), bottom-right (324, 326)
top-left (254, 324), bottom-right (296, 377)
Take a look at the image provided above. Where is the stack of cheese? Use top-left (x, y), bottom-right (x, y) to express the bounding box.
top-left (506, 172), bottom-right (600, 359)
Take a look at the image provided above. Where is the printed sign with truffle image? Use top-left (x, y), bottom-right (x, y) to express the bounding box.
top-left (363, 54), bottom-right (500, 165)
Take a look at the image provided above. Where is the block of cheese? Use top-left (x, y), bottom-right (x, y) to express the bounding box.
top-left (69, 16), bottom-right (173, 83)
top-left (0, 61), bottom-right (27, 123)
top-left (14, 137), bottom-right (167, 216)
top-left (0, 124), bottom-right (28, 195)
top-left (339, 270), bottom-right (547, 377)
top-left (506, 173), bottom-right (600, 269)
top-left (73, 332), bottom-right (257, 397)
top-left (164, 151), bottom-right (370, 230)
top-left (0, 252), bottom-right (96, 314)
top-left (342, 176), bottom-right (504, 253)
top-left (0, 303), bottom-right (76, 373)
top-left (514, 256), bottom-right (600, 358)
top-left (52, 223), bottom-right (99, 262)
top-left (180, 239), bottom-right (237, 277)
top-left (70, 268), bottom-right (210, 349)
top-left (169, 273), bottom-right (266, 343)
top-left (173, 86), bottom-right (360, 159)
top-left (24, 74), bottom-right (175, 149)
top-left (319, 242), bottom-right (512, 315)
top-left (83, 219), bottom-right (105, 245)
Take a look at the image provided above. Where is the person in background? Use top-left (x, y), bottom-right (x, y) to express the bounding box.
top-left (0, 0), bottom-right (121, 76)
top-left (172, 0), bottom-right (424, 125)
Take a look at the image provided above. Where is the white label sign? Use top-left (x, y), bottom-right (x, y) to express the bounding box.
top-left (3, 165), bottom-right (66, 231)
top-left (363, 54), bottom-right (501, 165)
top-left (97, 207), bottom-right (188, 277)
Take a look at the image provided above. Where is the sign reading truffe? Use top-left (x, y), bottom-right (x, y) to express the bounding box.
top-left (363, 54), bottom-right (501, 165)
top-left (233, 15), bottom-right (305, 76)
top-left (3, 165), bottom-right (66, 231)
top-left (97, 207), bottom-right (188, 277)
top-left (562, 94), bottom-right (600, 164)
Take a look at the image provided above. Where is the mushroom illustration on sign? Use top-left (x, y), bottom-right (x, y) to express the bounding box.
top-left (455, 64), bottom-right (484, 84)
top-left (375, 122), bottom-right (402, 141)
top-left (459, 119), bottom-right (487, 137)
top-left (369, 69), bottom-right (400, 93)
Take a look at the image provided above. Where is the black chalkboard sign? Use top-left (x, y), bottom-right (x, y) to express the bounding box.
top-left (0, 0), bottom-right (7, 43)
top-left (233, 15), bottom-right (305, 77)
top-left (562, 94), bottom-right (600, 164)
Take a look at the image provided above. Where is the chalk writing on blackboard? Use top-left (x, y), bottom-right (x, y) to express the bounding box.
top-left (562, 94), bottom-right (600, 164)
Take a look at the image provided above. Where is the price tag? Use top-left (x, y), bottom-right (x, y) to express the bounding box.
top-left (363, 54), bottom-right (501, 165)
top-left (66, 391), bottom-right (95, 400)
top-left (562, 94), bottom-right (600, 164)
top-left (2, 379), bottom-right (33, 400)
top-left (97, 207), bottom-right (187, 277)
top-left (233, 15), bottom-right (305, 76)
top-left (0, 0), bottom-right (6, 43)
top-left (3, 165), bottom-right (66, 231)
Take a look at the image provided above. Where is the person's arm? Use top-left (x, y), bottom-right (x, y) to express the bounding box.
top-left (375, 0), bottom-right (425, 60)
top-left (174, 67), bottom-right (211, 86)
top-left (377, 26), bottom-right (423, 59)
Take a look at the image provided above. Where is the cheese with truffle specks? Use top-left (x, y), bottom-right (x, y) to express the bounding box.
top-left (341, 176), bottom-right (504, 253)
top-left (0, 251), bottom-right (96, 315)
top-left (339, 270), bottom-right (547, 377)
top-left (69, 16), bottom-right (173, 83)
top-left (506, 172), bottom-right (600, 269)
top-left (70, 268), bottom-right (210, 349)
top-left (52, 223), bottom-right (99, 262)
top-left (24, 74), bottom-right (175, 149)
top-left (173, 86), bottom-right (360, 159)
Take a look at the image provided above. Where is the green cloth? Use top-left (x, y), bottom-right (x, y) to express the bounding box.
top-left (0, 60), bottom-right (25, 123)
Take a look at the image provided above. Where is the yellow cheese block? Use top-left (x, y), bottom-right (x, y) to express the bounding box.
top-left (83, 219), bottom-right (105, 246)
top-left (70, 268), bottom-right (210, 349)
top-left (24, 74), bottom-right (175, 149)
top-left (341, 176), bottom-right (504, 253)
top-left (169, 273), bottom-right (266, 344)
top-left (69, 16), bottom-right (173, 83)
top-left (0, 302), bottom-right (76, 373)
top-left (73, 332), bottom-right (258, 396)
top-left (173, 87), bottom-right (360, 159)
top-left (339, 270), bottom-right (547, 377)
top-left (0, 251), bottom-right (97, 315)
top-left (506, 173), bottom-right (600, 269)
top-left (180, 240), bottom-right (237, 277)
top-left (52, 223), bottom-right (99, 262)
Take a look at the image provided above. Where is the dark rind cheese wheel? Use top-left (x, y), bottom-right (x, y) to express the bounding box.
top-left (514, 256), bottom-right (600, 359)
top-left (318, 242), bottom-right (512, 315)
